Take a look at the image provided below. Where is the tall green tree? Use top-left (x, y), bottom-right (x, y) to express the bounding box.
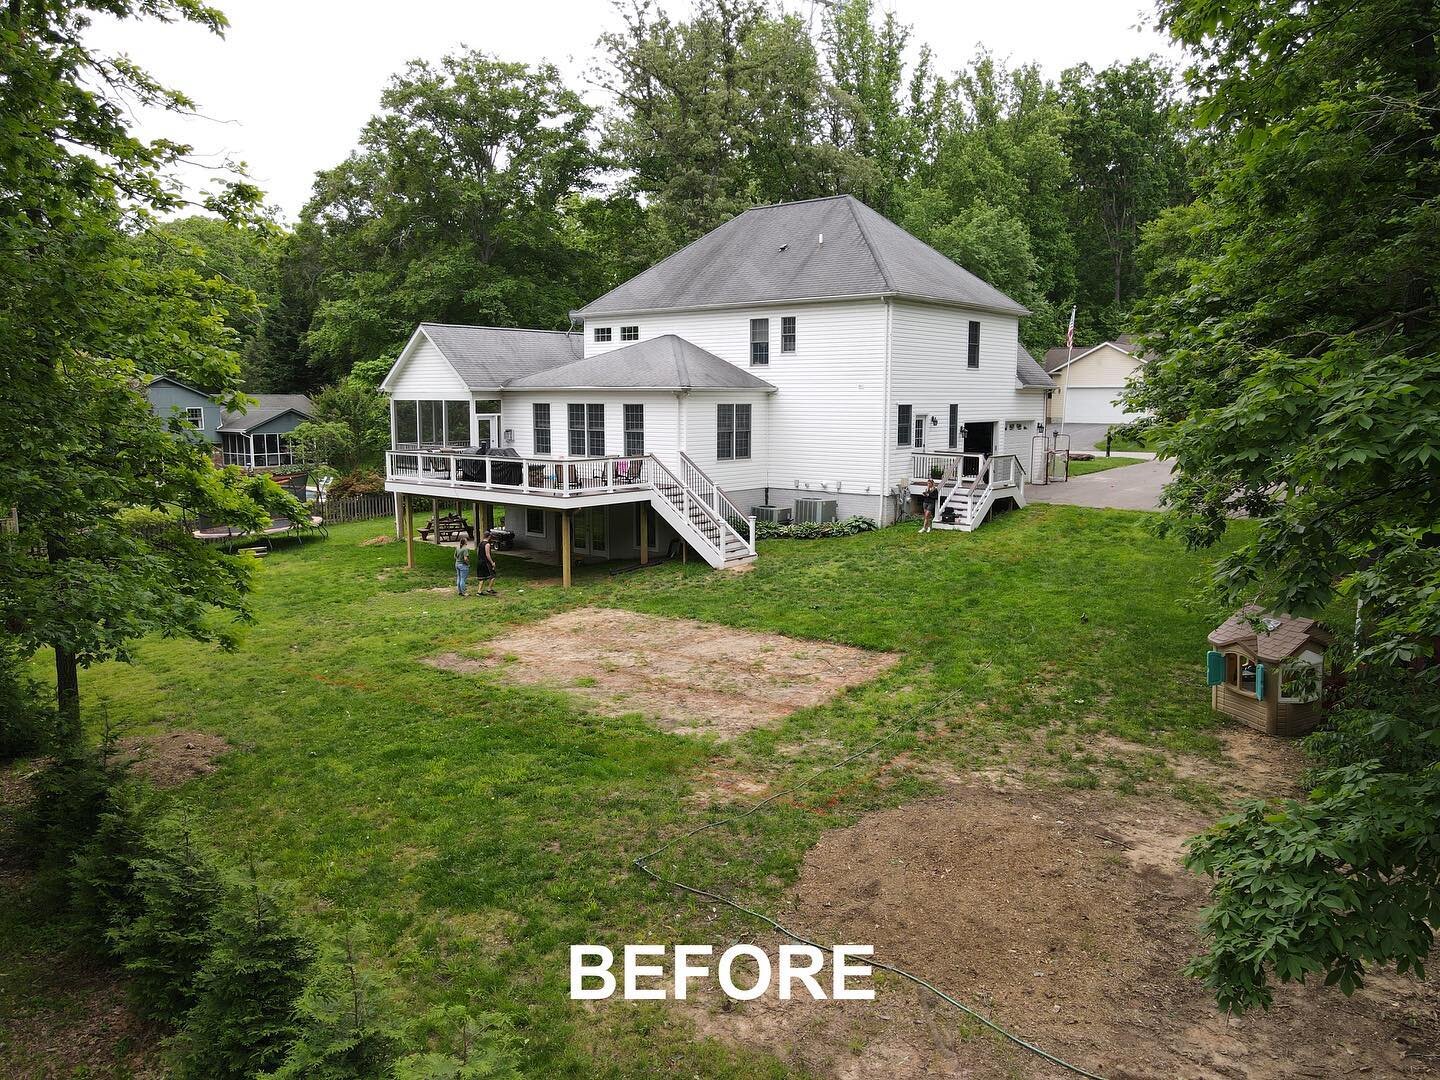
top-left (1061, 58), bottom-right (1189, 335)
top-left (598, 0), bottom-right (841, 252)
top-left (1130, 0), bottom-right (1440, 1011)
top-left (300, 50), bottom-right (598, 379)
top-left (131, 215), bottom-right (283, 389)
top-left (0, 0), bottom-right (303, 731)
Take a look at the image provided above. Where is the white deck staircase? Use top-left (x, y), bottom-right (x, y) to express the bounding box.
top-left (931, 453), bottom-right (1026, 532)
top-left (638, 452), bottom-right (756, 569)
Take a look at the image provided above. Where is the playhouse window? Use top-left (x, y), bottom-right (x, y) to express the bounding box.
top-left (1224, 653), bottom-right (1238, 685)
top-left (1237, 659), bottom-right (1257, 694)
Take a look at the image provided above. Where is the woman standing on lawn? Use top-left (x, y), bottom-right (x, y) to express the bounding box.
top-left (454, 538), bottom-right (471, 597)
top-left (476, 530), bottom-right (498, 595)
top-left (919, 479), bottom-right (939, 533)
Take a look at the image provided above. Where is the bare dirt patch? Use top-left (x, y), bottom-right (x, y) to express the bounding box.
top-left (114, 730), bottom-right (232, 789)
top-left (0, 957), bottom-right (164, 1080)
top-left (359, 533), bottom-right (394, 546)
top-left (422, 607), bottom-right (900, 739)
top-left (680, 779), bottom-right (1439, 1079)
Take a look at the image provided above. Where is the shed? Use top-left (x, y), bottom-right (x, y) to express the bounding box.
top-left (1206, 606), bottom-right (1331, 736)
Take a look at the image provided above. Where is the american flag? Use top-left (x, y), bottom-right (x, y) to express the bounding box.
top-left (1065, 306), bottom-right (1076, 350)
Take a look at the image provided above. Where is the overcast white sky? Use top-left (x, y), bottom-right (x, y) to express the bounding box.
top-left (86, 0), bottom-right (1179, 221)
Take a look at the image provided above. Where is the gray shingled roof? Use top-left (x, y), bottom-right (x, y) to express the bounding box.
top-left (506, 335), bottom-right (776, 391)
top-left (218, 394), bottom-right (313, 433)
top-left (574, 195), bottom-right (1028, 319)
top-left (420, 324), bottom-right (583, 389)
top-left (1016, 345), bottom-right (1054, 389)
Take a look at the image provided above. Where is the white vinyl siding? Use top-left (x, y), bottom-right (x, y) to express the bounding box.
top-left (503, 390), bottom-right (682, 466)
top-left (887, 300), bottom-right (1044, 486)
top-left (581, 299), bottom-right (887, 498)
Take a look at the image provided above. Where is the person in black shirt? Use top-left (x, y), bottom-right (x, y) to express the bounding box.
top-left (919, 479), bottom-right (939, 533)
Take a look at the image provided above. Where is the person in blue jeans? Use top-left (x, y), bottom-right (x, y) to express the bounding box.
top-left (454, 538), bottom-right (471, 596)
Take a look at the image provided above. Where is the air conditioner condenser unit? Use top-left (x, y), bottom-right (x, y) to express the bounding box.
top-left (794, 498), bottom-right (838, 525)
top-left (752, 505), bottom-right (793, 524)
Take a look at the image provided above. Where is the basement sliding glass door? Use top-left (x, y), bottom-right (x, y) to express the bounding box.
top-left (570, 507), bottom-right (608, 556)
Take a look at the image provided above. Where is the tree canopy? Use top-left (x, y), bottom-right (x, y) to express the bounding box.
top-left (1128, 0), bottom-right (1440, 1011)
top-left (0, 0), bottom-right (304, 732)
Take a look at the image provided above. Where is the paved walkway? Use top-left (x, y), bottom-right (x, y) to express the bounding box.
top-left (1025, 458), bottom-right (1173, 511)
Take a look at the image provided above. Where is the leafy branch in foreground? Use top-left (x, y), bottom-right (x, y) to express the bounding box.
top-left (1132, 0), bottom-right (1440, 1010)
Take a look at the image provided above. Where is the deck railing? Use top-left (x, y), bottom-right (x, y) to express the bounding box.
top-left (386, 450), bottom-right (652, 496)
top-left (911, 451), bottom-right (986, 483)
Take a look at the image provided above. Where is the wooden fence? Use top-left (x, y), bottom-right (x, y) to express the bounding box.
top-left (316, 492), bottom-right (396, 524)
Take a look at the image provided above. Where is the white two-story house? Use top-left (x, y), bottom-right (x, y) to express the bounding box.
top-left (380, 195), bottom-right (1053, 579)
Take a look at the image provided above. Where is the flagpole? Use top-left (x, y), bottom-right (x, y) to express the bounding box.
top-left (1059, 306), bottom-right (1075, 437)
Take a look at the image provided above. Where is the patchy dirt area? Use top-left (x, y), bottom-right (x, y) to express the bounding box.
top-left (0, 958), bottom-right (165, 1080)
top-left (677, 739), bottom-right (1440, 1079)
top-left (114, 730), bottom-right (232, 789)
top-left (422, 607), bottom-right (900, 739)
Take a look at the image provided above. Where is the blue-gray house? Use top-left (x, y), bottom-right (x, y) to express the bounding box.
top-left (144, 377), bottom-right (312, 470)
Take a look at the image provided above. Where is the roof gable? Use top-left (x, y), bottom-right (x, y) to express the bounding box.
top-left (506, 335), bottom-right (776, 391)
top-left (218, 394), bottom-right (313, 433)
top-left (576, 195), bottom-right (1028, 319)
top-left (395, 324), bottom-right (583, 391)
top-left (1042, 340), bottom-right (1146, 374)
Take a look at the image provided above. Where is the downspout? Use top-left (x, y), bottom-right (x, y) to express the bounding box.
top-left (879, 298), bottom-right (894, 525)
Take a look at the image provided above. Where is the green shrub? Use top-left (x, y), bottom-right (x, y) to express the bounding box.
top-left (67, 785), bottom-right (150, 950)
top-left (751, 515), bottom-right (879, 540)
top-left (175, 867), bottom-right (315, 1080)
top-left (264, 926), bottom-right (402, 1080)
top-left (328, 469), bottom-right (386, 499)
top-left (395, 1006), bottom-right (521, 1079)
top-left (17, 735), bottom-right (133, 895)
top-left (0, 641), bottom-right (59, 759)
top-left (110, 812), bottom-right (225, 1021)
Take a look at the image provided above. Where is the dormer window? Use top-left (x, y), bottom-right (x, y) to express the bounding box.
top-left (620, 325), bottom-right (639, 342)
top-left (593, 327), bottom-right (612, 343)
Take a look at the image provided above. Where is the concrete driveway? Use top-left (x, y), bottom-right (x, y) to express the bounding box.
top-left (1025, 458), bottom-right (1173, 511)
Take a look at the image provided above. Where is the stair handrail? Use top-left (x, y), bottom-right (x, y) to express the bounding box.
top-left (641, 454), bottom-right (750, 561)
top-left (678, 451), bottom-right (756, 554)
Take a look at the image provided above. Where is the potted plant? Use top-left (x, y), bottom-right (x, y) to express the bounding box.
top-left (929, 464), bottom-right (945, 480)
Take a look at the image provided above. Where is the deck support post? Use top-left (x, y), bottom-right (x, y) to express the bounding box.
top-left (403, 494), bottom-right (414, 568)
top-left (561, 510), bottom-right (572, 588)
top-left (393, 492), bottom-right (402, 539)
top-left (432, 497), bottom-right (439, 545)
top-left (482, 501), bottom-right (494, 532)
top-left (639, 507), bottom-right (648, 566)
top-left (473, 499), bottom-right (482, 541)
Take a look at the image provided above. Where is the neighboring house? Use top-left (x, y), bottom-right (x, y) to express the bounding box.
top-left (143, 378), bottom-right (313, 470)
top-left (1041, 336), bottom-right (1147, 425)
top-left (381, 195), bottom-right (1055, 577)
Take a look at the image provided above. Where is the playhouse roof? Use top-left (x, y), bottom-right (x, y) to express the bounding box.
top-left (1208, 605), bottom-right (1331, 663)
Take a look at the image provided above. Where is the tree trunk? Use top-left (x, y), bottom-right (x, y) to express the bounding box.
top-left (54, 646), bottom-right (80, 743)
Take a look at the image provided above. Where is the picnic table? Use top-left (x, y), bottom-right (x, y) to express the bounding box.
top-left (419, 514), bottom-right (473, 544)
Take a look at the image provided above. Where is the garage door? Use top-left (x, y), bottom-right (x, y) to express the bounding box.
top-left (1065, 387), bottom-right (1134, 424)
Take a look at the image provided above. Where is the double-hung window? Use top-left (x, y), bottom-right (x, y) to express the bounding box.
top-left (750, 319), bottom-right (769, 366)
top-left (624, 404), bottom-right (644, 456)
top-left (184, 406), bottom-right (204, 428)
top-left (593, 327), bottom-right (612, 343)
top-left (967, 321), bottom-right (981, 368)
top-left (781, 316), bottom-right (796, 353)
top-left (620, 325), bottom-right (639, 342)
top-left (569, 403), bottom-right (605, 456)
top-left (717, 403), bottom-right (752, 460)
top-left (897, 404), bottom-right (913, 447)
top-left (533, 403), bottom-right (551, 454)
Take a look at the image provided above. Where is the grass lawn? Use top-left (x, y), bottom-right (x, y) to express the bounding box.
top-left (3, 505), bottom-right (1248, 1077)
top-left (1068, 454), bottom-right (1146, 476)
